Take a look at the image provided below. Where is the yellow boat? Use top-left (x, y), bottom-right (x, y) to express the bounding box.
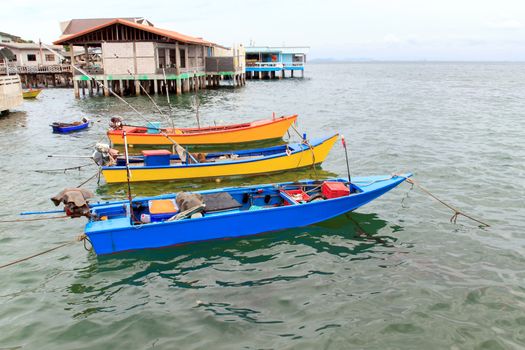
top-left (107, 114), bottom-right (298, 146)
top-left (101, 134), bottom-right (338, 183)
top-left (22, 89), bottom-right (42, 99)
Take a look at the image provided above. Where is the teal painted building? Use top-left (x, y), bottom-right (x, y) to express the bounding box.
top-left (245, 46), bottom-right (309, 79)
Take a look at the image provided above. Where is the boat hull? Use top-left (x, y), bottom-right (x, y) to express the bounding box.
top-left (101, 134), bottom-right (338, 183)
top-left (107, 115), bottom-right (298, 145)
top-left (22, 89), bottom-right (42, 99)
top-left (85, 174), bottom-right (411, 255)
top-left (51, 122), bottom-right (89, 133)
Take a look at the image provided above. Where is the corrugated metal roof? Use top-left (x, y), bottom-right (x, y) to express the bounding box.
top-left (60, 18), bottom-right (152, 36)
top-left (246, 46), bottom-right (310, 54)
top-left (53, 18), bottom-right (214, 46)
top-left (0, 42), bottom-right (63, 50)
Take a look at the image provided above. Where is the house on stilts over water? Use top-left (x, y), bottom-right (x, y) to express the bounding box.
top-left (54, 18), bottom-right (246, 98)
top-left (245, 46), bottom-right (309, 80)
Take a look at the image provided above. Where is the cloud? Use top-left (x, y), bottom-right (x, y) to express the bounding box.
top-left (487, 19), bottom-right (523, 29)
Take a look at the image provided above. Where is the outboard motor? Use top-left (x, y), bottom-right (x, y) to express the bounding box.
top-left (51, 188), bottom-right (94, 218)
top-left (92, 143), bottom-right (119, 166)
top-left (109, 116), bottom-right (123, 130)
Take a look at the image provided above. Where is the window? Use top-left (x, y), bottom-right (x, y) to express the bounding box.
top-left (12, 55), bottom-right (16, 62)
top-left (179, 49), bottom-right (186, 68)
top-left (158, 48), bottom-right (166, 68)
top-left (27, 54), bottom-right (36, 62)
top-left (169, 49), bottom-right (176, 68)
top-left (45, 54), bottom-right (54, 62)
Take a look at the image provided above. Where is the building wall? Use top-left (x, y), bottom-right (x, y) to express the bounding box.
top-left (8, 49), bottom-right (61, 66)
top-left (102, 42), bottom-right (157, 75)
top-left (0, 75), bottom-right (23, 112)
top-left (281, 53), bottom-right (293, 63)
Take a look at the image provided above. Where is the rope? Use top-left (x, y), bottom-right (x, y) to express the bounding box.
top-left (289, 123), bottom-right (318, 178)
top-left (0, 234), bottom-right (88, 269)
top-left (34, 163), bottom-right (94, 174)
top-left (0, 215), bottom-right (68, 223)
top-left (403, 177), bottom-right (490, 227)
top-left (76, 170), bottom-right (100, 188)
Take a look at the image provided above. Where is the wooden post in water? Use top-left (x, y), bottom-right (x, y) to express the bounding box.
top-left (176, 79), bottom-right (182, 95)
top-left (73, 79), bottom-right (80, 98)
top-left (134, 80), bottom-right (140, 96)
top-left (103, 78), bottom-right (109, 96)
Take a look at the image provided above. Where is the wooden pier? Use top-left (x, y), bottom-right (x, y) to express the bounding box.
top-left (53, 18), bottom-right (245, 98)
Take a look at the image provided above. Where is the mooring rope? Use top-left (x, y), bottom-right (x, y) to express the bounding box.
top-left (402, 177), bottom-right (490, 227)
top-left (76, 169), bottom-right (101, 188)
top-left (0, 234), bottom-right (87, 270)
top-left (0, 215), bottom-right (68, 223)
top-left (289, 122), bottom-right (318, 178)
top-left (34, 163), bottom-right (94, 174)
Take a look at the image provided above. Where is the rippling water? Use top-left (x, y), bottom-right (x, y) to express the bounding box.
top-left (0, 62), bottom-right (524, 349)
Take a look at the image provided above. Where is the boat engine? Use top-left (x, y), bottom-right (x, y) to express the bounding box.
top-left (51, 188), bottom-right (94, 218)
top-left (92, 143), bottom-right (119, 166)
top-left (109, 116), bottom-right (123, 130)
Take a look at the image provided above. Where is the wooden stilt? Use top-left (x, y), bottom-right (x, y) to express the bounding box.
top-left (176, 79), bottom-right (182, 94)
top-left (73, 79), bottom-right (80, 99)
top-left (135, 80), bottom-right (140, 96)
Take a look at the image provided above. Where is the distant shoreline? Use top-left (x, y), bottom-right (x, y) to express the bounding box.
top-left (308, 59), bottom-right (525, 64)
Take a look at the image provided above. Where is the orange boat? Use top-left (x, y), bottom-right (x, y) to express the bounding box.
top-left (107, 114), bottom-right (298, 146)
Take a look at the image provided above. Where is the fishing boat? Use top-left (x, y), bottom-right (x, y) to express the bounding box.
top-left (107, 114), bottom-right (298, 146)
top-left (22, 88), bottom-right (42, 99)
top-left (51, 174), bottom-right (411, 255)
top-left (100, 134), bottom-right (338, 183)
top-left (51, 118), bottom-right (90, 133)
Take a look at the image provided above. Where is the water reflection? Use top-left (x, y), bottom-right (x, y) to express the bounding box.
top-left (69, 212), bottom-right (399, 284)
top-left (0, 110), bottom-right (28, 130)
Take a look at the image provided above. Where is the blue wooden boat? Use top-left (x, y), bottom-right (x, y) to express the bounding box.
top-left (51, 118), bottom-right (90, 133)
top-left (67, 174), bottom-right (411, 255)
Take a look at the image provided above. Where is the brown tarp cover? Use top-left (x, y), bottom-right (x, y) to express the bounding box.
top-left (51, 188), bottom-right (94, 207)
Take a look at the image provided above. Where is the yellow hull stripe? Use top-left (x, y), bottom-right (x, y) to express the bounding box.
top-left (102, 135), bottom-right (338, 183)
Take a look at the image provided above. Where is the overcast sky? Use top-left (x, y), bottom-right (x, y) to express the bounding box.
top-left (2, 0), bottom-right (525, 60)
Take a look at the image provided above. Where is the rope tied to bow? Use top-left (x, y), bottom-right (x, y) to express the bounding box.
top-left (402, 177), bottom-right (490, 227)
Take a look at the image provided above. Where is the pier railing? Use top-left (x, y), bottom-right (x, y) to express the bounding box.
top-left (246, 62), bottom-right (304, 68)
top-left (205, 57), bottom-right (243, 74)
top-left (0, 64), bottom-right (72, 75)
top-left (283, 62), bottom-right (305, 67)
top-left (155, 67), bottom-right (206, 75)
top-left (73, 65), bottom-right (104, 76)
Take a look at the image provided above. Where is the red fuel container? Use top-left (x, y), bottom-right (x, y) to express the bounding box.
top-left (321, 181), bottom-right (350, 199)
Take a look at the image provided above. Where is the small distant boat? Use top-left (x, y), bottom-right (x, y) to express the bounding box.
top-left (51, 174), bottom-right (411, 255)
top-left (51, 118), bottom-right (90, 133)
top-left (22, 89), bottom-right (42, 99)
top-left (100, 134), bottom-right (338, 183)
top-left (107, 114), bottom-right (298, 146)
